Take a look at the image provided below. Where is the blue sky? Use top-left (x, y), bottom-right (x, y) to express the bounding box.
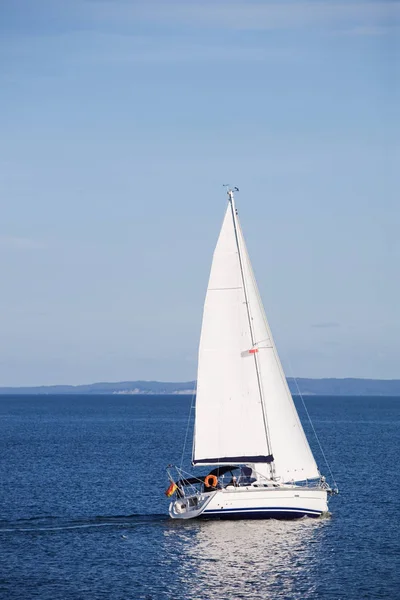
top-left (0, 0), bottom-right (399, 385)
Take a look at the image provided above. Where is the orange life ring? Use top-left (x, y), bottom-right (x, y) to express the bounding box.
top-left (204, 474), bottom-right (218, 488)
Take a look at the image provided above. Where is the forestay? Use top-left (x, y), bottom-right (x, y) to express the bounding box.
top-left (193, 196), bottom-right (320, 483)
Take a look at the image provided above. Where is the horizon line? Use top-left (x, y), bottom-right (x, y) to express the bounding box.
top-left (1, 375), bottom-right (400, 389)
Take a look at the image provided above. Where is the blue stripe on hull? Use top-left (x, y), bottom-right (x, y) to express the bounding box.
top-left (202, 506), bottom-right (322, 520)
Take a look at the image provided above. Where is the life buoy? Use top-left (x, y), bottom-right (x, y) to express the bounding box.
top-left (204, 474), bottom-right (218, 488)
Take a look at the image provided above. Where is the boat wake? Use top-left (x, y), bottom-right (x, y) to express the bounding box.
top-left (319, 511), bottom-right (332, 519)
top-left (0, 513), bottom-right (168, 533)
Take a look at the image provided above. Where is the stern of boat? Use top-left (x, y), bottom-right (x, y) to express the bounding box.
top-left (169, 492), bottom-right (216, 519)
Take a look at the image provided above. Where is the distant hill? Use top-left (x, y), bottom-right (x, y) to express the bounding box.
top-left (0, 378), bottom-right (399, 396)
top-left (0, 380), bottom-right (196, 396)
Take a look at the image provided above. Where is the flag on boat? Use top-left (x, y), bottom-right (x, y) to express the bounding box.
top-left (241, 348), bottom-right (259, 358)
top-left (165, 482), bottom-right (177, 497)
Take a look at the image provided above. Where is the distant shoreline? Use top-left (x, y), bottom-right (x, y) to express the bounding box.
top-left (0, 378), bottom-right (399, 396)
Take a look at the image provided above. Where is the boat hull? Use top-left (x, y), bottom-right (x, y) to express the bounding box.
top-left (169, 486), bottom-right (328, 520)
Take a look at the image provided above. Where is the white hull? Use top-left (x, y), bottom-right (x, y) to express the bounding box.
top-left (169, 485), bottom-right (328, 520)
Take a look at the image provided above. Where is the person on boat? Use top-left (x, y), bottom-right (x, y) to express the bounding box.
top-left (228, 474), bottom-right (238, 487)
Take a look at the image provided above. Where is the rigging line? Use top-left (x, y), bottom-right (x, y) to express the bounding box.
top-left (288, 360), bottom-right (338, 490)
top-left (180, 382), bottom-right (197, 470)
top-left (174, 466), bottom-right (204, 484)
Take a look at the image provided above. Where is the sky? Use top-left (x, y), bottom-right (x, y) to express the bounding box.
top-left (0, 0), bottom-right (399, 386)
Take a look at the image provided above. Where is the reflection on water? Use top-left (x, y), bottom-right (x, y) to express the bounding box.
top-left (163, 517), bottom-right (330, 600)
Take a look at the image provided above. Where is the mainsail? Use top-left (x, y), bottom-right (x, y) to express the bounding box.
top-left (193, 194), bottom-right (320, 483)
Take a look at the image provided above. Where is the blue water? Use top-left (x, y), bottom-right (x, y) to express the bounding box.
top-left (0, 395), bottom-right (399, 599)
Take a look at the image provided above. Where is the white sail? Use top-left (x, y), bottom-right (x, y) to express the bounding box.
top-left (236, 218), bottom-right (320, 482)
top-left (193, 196), bottom-right (320, 483)
top-left (193, 203), bottom-right (271, 465)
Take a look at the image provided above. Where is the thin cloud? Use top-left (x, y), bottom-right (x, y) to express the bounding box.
top-left (334, 25), bottom-right (399, 36)
top-left (311, 322), bottom-right (340, 329)
top-left (1, 30), bottom-right (294, 69)
top-left (83, 1), bottom-right (400, 33)
top-left (0, 235), bottom-right (45, 250)
top-left (3, 1), bottom-right (398, 73)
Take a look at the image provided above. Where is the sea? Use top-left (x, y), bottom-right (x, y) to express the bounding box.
top-left (0, 394), bottom-right (399, 600)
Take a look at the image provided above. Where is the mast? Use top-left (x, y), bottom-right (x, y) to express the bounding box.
top-left (227, 188), bottom-right (275, 478)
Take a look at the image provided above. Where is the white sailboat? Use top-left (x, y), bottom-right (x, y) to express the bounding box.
top-left (166, 188), bottom-right (337, 519)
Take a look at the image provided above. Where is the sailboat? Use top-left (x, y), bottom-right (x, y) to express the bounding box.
top-left (166, 188), bottom-right (337, 519)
